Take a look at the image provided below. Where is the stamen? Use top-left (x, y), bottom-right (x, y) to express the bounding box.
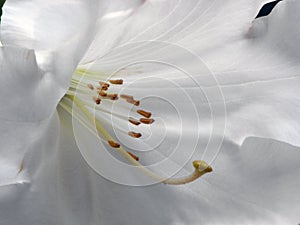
top-left (100, 86), bottom-right (109, 91)
top-left (108, 140), bottom-right (120, 148)
top-left (109, 140), bottom-right (139, 161)
top-left (140, 118), bottom-right (155, 124)
top-left (120, 95), bottom-right (140, 106)
top-left (137, 110), bottom-right (152, 118)
top-left (93, 96), bottom-right (101, 105)
top-left (129, 118), bottom-right (141, 126)
top-left (99, 82), bottom-right (110, 88)
top-left (98, 91), bottom-right (107, 97)
top-left (99, 82), bottom-right (110, 91)
top-left (127, 151), bottom-right (139, 161)
top-left (109, 79), bottom-right (123, 85)
top-left (120, 94), bottom-right (134, 100)
top-left (128, 131), bottom-right (142, 138)
top-left (127, 99), bottom-right (140, 106)
top-left (107, 94), bottom-right (118, 100)
top-left (65, 84), bottom-right (213, 185)
top-left (87, 84), bottom-right (94, 90)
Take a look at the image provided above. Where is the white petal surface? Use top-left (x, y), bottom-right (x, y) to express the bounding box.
top-left (1, 0), bottom-right (300, 225)
top-left (0, 0), bottom-right (101, 94)
top-left (67, 0), bottom-right (300, 224)
top-left (81, 0), bottom-right (268, 63)
top-left (0, 112), bottom-right (61, 224)
top-left (52, 110), bottom-right (300, 225)
top-left (0, 46), bottom-right (66, 121)
top-left (83, 0), bottom-right (300, 148)
top-left (0, 47), bottom-right (62, 225)
top-left (198, 0), bottom-right (300, 147)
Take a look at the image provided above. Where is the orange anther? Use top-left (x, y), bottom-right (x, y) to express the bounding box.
top-left (128, 131), bottom-right (142, 138)
top-left (99, 82), bottom-right (110, 87)
top-left (93, 97), bottom-right (101, 105)
top-left (120, 94), bottom-right (134, 100)
top-left (140, 118), bottom-right (155, 124)
top-left (107, 94), bottom-right (118, 100)
top-left (137, 110), bottom-right (152, 118)
top-left (101, 85), bottom-right (109, 91)
top-left (129, 118), bottom-right (141, 126)
top-left (98, 91), bottom-right (107, 97)
top-left (109, 79), bottom-right (123, 85)
top-left (127, 151), bottom-right (139, 161)
top-left (108, 140), bottom-right (120, 148)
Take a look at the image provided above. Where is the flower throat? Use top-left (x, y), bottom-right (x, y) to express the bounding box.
top-left (59, 68), bottom-right (212, 185)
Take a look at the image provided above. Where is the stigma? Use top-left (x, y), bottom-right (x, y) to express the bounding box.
top-left (59, 68), bottom-right (212, 185)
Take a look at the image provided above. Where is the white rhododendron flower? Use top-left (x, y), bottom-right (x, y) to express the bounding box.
top-left (0, 0), bottom-right (300, 224)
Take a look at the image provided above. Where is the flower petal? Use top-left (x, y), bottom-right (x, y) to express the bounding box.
top-left (196, 0), bottom-right (300, 147)
top-left (0, 0), bottom-right (101, 94)
top-left (0, 0), bottom-right (98, 52)
top-left (0, 112), bottom-right (60, 211)
top-left (0, 46), bottom-right (58, 121)
top-left (81, 0), bottom-right (269, 63)
top-left (1, 1), bottom-right (300, 225)
top-left (40, 111), bottom-right (300, 225)
top-left (85, 0), bottom-right (300, 149)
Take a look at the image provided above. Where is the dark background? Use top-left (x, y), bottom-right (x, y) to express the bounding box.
top-left (0, 1), bottom-right (282, 26)
top-left (0, 0), bottom-right (5, 21)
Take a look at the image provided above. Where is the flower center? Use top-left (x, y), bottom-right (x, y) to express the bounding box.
top-left (59, 68), bottom-right (213, 185)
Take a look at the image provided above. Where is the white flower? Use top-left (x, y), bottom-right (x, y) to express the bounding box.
top-left (0, 0), bottom-right (300, 225)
